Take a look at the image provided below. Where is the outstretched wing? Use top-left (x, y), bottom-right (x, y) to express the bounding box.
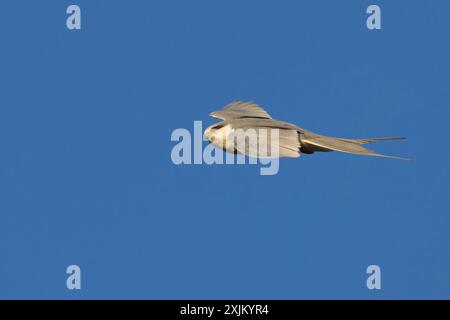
top-left (209, 101), bottom-right (272, 121)
top-left (228, 119), bottom-right (302, 158)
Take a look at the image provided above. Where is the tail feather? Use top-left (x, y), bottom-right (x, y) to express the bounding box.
top-left (300, 133), bottom-right (409, 160)
top-left (340, 136), bottom-right (407, 144)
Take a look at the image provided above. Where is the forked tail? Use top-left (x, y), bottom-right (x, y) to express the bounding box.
top-left (300, 133), bottom-right (409, 160)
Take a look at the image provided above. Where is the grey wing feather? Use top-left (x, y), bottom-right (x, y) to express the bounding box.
top-left (210, 101), bottom-right (272, 121)
top-left (231, 118), bottom-right (302, 131)
top-left (230, 119), bottom-right (302, 158)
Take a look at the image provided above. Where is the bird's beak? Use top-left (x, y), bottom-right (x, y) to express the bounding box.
top-left (204, 128), bottom-right (215, 142)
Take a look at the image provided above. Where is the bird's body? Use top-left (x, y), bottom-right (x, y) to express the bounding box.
top-left (204, 101), bottom-right (408, 160)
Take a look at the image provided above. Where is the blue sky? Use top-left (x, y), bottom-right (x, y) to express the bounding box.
top-left (0, 0), bottom-right (449, 299)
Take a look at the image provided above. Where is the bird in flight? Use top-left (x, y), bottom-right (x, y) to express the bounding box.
top-left (204, 101), bottom-right (408, 160)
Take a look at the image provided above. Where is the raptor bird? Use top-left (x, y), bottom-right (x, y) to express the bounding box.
top-left (203, 101), bottom-right (408, 160)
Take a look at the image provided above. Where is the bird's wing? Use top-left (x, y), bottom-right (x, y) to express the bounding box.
top-left (227, 120), bottom-right (301, 158)
top-left (229, 118), bottom-right (303, 158)
top-left (230, 118), bottom-right (301, 131)
top-left (209, 101), bottom-right (272, 121)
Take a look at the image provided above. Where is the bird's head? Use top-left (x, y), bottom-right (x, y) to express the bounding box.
top-left (204, 122), bottom-right (227, 142)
